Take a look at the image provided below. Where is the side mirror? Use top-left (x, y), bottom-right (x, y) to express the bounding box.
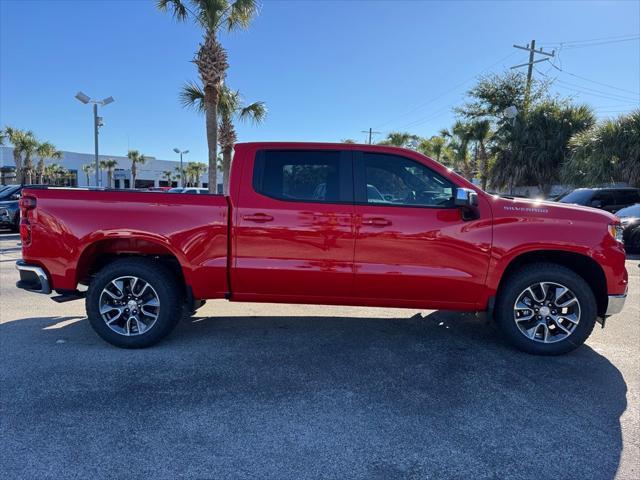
top-left (590, 199), bottom-right (602, 208)
top-left (10, 194), bottom-right (20, 200)
top-left (454, 188), bottom-right (479, 208)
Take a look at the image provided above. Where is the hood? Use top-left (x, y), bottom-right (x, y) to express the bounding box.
top-left (488, 194), bottom-right (618, 223)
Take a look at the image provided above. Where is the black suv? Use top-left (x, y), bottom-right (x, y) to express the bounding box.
top-left (558, 187), bottom-right (640, 213)
top-left (0, 185), bottom-right (22, 232)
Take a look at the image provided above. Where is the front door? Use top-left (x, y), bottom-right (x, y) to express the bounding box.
top-left (352, 151), bottom-right (492, 309)
top-left (233, 147), bottom-right (355, 301)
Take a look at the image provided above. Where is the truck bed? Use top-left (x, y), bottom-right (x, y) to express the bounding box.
top-left (20, 187), bottom-right (230, 299)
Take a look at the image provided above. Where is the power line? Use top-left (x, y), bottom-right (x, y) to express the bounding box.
top-left (562, 37), bottom-right (640, 49)
top-left (549, 64), bottom-right (640, 96)
top-left (539, 33), bottom-right (640, 46)
top-left (373, 50), bottom-right (518, 130)
top-left (553, 78), bottom-right (638, 102)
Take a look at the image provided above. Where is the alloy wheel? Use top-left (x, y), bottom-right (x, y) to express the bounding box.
top-left (98, 276), bottom-right (160, 336)
top-left (513, 281), bottom-right (581, 343)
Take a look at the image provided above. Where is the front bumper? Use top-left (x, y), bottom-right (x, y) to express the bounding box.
top-left (15, 260), bottom-right (51, 294)
top-left (605, 294), bottom-right (627, 316)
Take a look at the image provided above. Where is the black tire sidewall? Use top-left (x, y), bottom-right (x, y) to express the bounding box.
top-left (495, 263), bottom-right (597, 355)
top-left (86, 258), bottom-right (183, 348)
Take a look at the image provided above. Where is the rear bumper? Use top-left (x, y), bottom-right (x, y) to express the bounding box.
top-left (605, 293), bottom-right (627, 316)
top-left (15, 260), bottom-right (51, 294)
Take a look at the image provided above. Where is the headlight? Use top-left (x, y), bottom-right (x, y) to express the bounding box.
top-left (608, 224), bottom-right (624, 243)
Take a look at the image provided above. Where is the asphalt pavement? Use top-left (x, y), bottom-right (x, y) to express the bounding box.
top-left (1, 231), bottom-right (638, 479)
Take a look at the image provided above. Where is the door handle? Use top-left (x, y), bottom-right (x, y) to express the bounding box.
top-left (242, 213), bottom-right (274, 223)
top-left (361, 217), bottom-right (391, 227)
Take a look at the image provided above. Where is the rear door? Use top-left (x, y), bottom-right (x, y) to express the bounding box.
top-left (233, 147), bottom-right (355, 301)
top-left (352, 150), bottom-right (492, 308)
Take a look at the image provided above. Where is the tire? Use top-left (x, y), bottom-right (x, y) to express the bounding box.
top-left (495, 263), bottom-right (597, 355)
top-left (86, 257), bottom-right (183, 348)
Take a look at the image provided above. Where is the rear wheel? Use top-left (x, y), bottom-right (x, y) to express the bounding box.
top-left (495, 263), bottom-right (597, 355)
top-left (86, 258), bottom-right (183, 348)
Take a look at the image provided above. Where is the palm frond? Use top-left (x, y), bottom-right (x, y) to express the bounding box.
top-left (180, 80), bottom-right (206, 112)
top-left (226, 0), bottom-right (259, 31)
top-left (156, 0), bottom-right (189, 21)
top-left (238, 101), bottom-right (266, 124)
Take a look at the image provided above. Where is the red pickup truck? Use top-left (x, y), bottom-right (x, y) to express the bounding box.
top-left (16, 142), bottom-right (628, 355)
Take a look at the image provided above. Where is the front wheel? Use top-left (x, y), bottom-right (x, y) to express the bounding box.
top-left (86, 258), bottom-right (183, 348)
top-left (495, 263), bottom-right (597, 355)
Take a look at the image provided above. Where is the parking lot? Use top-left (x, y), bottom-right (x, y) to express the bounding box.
top-left (0, 230), bottom-right (638, 479)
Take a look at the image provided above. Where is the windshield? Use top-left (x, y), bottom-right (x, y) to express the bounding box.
top-left (0, 185), bottom-right (20, 200)
top-left (559, 190), bottom-right (593, 204)
top-left (616, 204), bottom-right (640, 217)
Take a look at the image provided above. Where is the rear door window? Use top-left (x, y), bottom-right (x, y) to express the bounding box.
top-left (253, 150), bottom-right (352, 203)
top-left (616, 189), bottom-right (640, 206)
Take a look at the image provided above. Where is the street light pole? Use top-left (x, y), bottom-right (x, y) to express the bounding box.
top-left (93, 103), bottom-right (99, 186)
top-left (75, 92), bottom-right (114, 187)
top-left (173, 148), bottom-right (189, 187)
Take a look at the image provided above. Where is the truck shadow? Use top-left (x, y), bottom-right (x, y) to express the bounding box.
top-left (1, 311), bottom-right (627, 479)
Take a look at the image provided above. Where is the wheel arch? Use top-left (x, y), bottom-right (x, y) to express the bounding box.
top-left (75, 236), bottom-right (191, 292)
top-left (495, 249), bottom-right (608, 317)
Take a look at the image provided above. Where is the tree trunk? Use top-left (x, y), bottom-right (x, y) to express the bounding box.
top-left (205, 86), bottom-right (219, 194)
top-left (13, 152), bottom-right (23, 184)
top-left (107, 171), bottom-right (112, 188)
top-left (222, 145), bottom-right (233, 194)
top-left (131, 163), bottom-right (136, 189)
top-left (479, 143), bottom-right (488, 191)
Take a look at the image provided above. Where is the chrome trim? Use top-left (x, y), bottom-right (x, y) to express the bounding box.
top-left (605, 294), bottom-right (627, 316)
top-left (15, 260), bottom-right (51, 294)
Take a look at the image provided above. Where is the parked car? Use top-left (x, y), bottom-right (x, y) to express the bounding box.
top-left (167, 187), bottom-right (209, 194)
top-left (615, 203), bottom-right (640, 253)
top-left (16, 142), bottom-right (628, 355)
top-left (0, 185), bottom-right (22, 232)
top-left (558, 187), bottom-right (640, 213)
top-left (146, 186), bottom-right (172, 192)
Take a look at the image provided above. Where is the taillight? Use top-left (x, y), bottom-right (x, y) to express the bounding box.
top-left (19, 196), bottom-right (36, 246)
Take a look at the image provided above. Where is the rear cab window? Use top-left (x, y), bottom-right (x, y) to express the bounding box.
top-left (253, 150), bottom-right (352, 203)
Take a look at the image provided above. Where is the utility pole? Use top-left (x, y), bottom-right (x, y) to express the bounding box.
top-left (511, 40), bottom-right (555, 111)
top-left (361, 127), bottom-right (381, 145)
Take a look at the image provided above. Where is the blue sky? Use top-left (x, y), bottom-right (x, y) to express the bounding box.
top-left (1, 0), bottom-right (639, 164)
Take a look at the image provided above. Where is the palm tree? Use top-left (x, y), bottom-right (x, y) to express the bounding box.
top-left (470, 120), bottom-right (492, 190)
top-left (44, 163), bottom-right (69, 186)
top-left (127, 150), bottom-right (147, 188)
top-left (442, 121), bottom-right (475, 179)
top-left (161, 170), bottom-right (174, 185)
top-left (82, 164), bottom-right (94, 186)
top-left (378, 132), bottom-right (419, 148)
top-left (99, 158), bottom-right (119, 188)
top-left (3, 127), bottom-right (36, 184)
top-left (19, 136), bottom-right (38, 185)
top-left (173, 166), bottom-right (182, 186)
top-left (180, 81), bottom-right (266, 193)
top-left (35, 142), bottom-right (62, 184)
top-left (184, 162), bottom-right (208, 187)
top-left (158, 0), bottom-right (260, 193)
top-left (564, 109), bottom-right (640, 187)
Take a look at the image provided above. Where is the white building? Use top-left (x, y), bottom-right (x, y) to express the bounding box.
top-left (0, 146), bottom-right (221, 192)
